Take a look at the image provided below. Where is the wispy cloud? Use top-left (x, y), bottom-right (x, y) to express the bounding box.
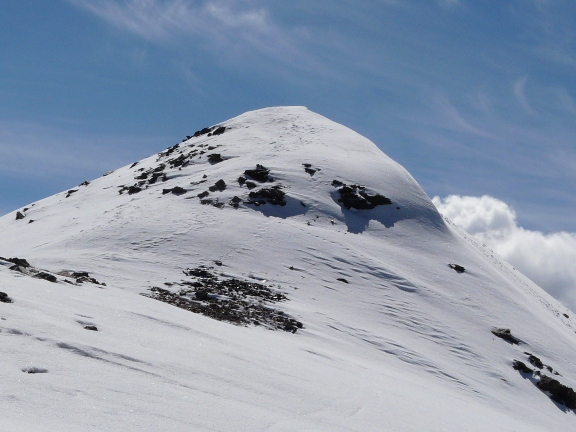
top-left (513, 76), bottom-right (535, 115)
top-left (68, 0), bottom-right (276, 46)
top-left (433, 195), bottom-right (576, 312)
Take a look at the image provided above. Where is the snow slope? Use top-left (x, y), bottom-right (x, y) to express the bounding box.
top-left (1, 106), bottom-right (575, 431)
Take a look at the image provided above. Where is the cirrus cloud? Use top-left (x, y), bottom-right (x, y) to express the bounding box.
top-left (433, 195), bottom-right (576, 312)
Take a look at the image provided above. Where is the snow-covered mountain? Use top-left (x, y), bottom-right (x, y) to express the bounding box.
top-left (1, 106), bottom-right (575, 431)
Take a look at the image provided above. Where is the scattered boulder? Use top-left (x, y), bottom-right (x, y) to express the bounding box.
top-left (2, 257), bottom-right (31, 268)
top-left (333, 182), bottom-right (392, 210)
top-left (337, 278), bottom-right (349, 284)
top-left (245, 181), bottom-right (257, 189)
top-left (448, 263), bottom-right (466, 273)
top-left (230, 196), bottom-right (242, 208)
top-left (302, 164), bottom-right (319, 176)
top-left (238, 176), bottom-right (246, 185)
top-left (208, 179), bottom-right (226, 192)
top-left (537, 375), bottom-right (576, 409)
top-left (65, 189), bottom-right (78, 198)
top-left (0, 291), bottom-right (13, 303)
top-left (247, 186), bottom-right (286, 206)
top-left (197, 191), bottom-right (209, 199)
top-left (33, 272), bottom-right (58, 283)
top-left (79, 180), bottom-right (90, 186)
top-left (212, 126), bottom-right (226, 136)
top-left (491, 328), bottom-right (521, 344)
top-left (84, 325), bottom-right (98, 331)
top-left (244, 164), bottom-right (272, 182)
top-left (162, 186), bottom-right (187, 195)
top-left (525, 352), bottom-right (544, 369)
top-left (207, 153), bottom-right (224, 164)
top-left (513, 360), bottom-right (533, 374)
top-left (22, 367), bottom-right (48, 374)
top-left (16, 211), bottom-right (25, 220)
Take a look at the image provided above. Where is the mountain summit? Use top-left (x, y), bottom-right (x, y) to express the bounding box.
top-left (1, 106), bottom-right (575, 431)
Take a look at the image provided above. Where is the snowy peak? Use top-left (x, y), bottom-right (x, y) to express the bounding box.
top-left (1, 107), bottom-right (576, 431)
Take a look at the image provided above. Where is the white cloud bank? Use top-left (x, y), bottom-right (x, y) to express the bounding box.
top-left (433, 195), bottom-right (576, 312)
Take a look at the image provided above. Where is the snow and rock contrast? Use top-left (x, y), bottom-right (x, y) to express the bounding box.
top-left (1, 106), bottom-right (575, 431)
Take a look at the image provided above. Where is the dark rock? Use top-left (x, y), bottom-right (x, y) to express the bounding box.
top-left (304, 167), bottom-right (317, 176)
top-left (0, 291), bottom-right (13, 303)
top-left (335, 183), bottom-right (391, 210)
top-left (34, 272), bottom-right (57, 283)
top-left (127, 186), bottom-right (142, 195)
top-left (84, 325), bottom-right (98, 331)
top-left (564, 313), bottom-right (569, 318)
top-left (448, 263), bottom-right (466, 273)
top-left (244, 164), bottom-right (272, 182)
top-left (3, 257), bottom-right (31, 268)
top-left (525, 352), bottom-right (544, 369)
top-left (337, 278), bottom-right (349, 283)
top-left (65, 189), bottom-right (78, 198)
top-left (162, 186), bottom-right (187, 195)
top-left (28, 220), bottom-right (34, 224)
top-left (537, 375), bottom-right (576, 409)
top-left (72, 271), bottom-right (90, 278)
top-left (79, 180), bottom-right (90, 186)
top-left (197, 191), bottom-right (209, 199)
top-left (208, 153), bottom-right (223, 164)
top-left (238, 176), bottom-right (246, 185)
top-left (212, 126), bottom-right (226, 135)
top-left (129, 162), bottom-right (139, 168)
top-left (209, 179), bottom-right (226, 192)
top-left (16, 211), bottom-right (25, 220)
top-left (245, 181), bottom-right (257, 189)
top-left (195, 291), bottom-right (210, 301)
top-left (513, 360), bottom-right (533, 374)
top-left (331, 180), bottom-right (343, 187)
top-left (491, 328), bottom-right (521, 344)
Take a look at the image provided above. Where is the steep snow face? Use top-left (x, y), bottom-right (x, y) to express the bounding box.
top-left (1, 106), bottom-right (576, 431)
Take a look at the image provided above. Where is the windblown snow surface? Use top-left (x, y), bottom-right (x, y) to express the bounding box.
top-left (1, 107), bottom-right (575, 431)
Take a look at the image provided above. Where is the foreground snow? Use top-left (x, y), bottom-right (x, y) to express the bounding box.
top-left (1, 107), bottom-right (575, 431)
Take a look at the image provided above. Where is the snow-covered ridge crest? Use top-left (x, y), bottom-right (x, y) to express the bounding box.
top-left (1, 106), bottom-right (576, 431)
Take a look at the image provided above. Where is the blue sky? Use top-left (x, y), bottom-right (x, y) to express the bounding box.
top-left (2, 0), bottom-right (575, 233)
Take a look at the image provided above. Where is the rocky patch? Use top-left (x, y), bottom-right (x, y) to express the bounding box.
top-left (65, 189), bottom-right (78, 198)
top-left (15, 211), bottom-right (25, 220)
top-left (332, 181), bottom-right (392, 210)
top-left (143, 266), bottom-right (303, 333)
